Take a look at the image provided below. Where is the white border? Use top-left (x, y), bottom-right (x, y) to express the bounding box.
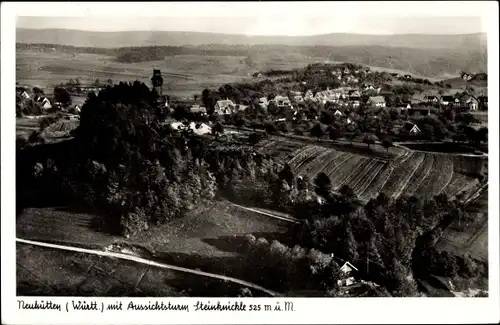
top-left (2, 2), bottom-right (499, 324)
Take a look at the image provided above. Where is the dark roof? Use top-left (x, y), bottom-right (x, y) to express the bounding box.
top-left (441, 96), bottom-right (454, 101)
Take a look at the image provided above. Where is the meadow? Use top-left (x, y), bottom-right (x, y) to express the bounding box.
top-left (17, 201), bottom-right (292, 295)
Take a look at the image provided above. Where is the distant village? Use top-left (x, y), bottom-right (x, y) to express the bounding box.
top-left (16, 63), bottom-right (488, 140)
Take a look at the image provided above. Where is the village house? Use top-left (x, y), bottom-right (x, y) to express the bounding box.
top-left (347, 90), bottom-right (361, 100)
top-left (461, 72), bottom-right (473, 81)
top-left (170, 121), bottom-right (212, 136)
top-left (425, 95), bottom-right (439, 104)
top-left (304, 90), bottom-right (314, 101)
top-left (18, 89), bottom-right (31, 99)
top-left (402, 122), bottom-right (421, 135)
top-left (190, 105), bottom-right (208, 115)
top-left (368, 96), bottom-right (386, 108)
top-left (337, 261), bottom-right (358, 287)
top-left (258, 97), bottom-right (269, 108)
top-left (214, 99), bottom-right (236, 115)
top-left (293, 95), bottom-right (304, 103)
top-left (459, 95), bottom-right (478, 111)
top-left (440, 96), bottom-right (455, 106)
top-left (467, 97), bottom-right (479, 111)
top-left (334, 109), bottom-right (343, 117)
top-left (274, 95), bottom-right (293, 109)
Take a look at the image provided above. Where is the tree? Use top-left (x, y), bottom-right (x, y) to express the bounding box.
top-left (341, 220), bottom-right (359, 262)
top-left (212, 122), bottom-right (224, 138)
top-left (234, 114), bottom-right (247, 132)
top-left (314, 172), bottom-right (331, 197)
top-left (310, 122), bottom-right (325, 141)
top-left (277, 121), bottom-right (289, 134)
top-left (278, 163), bottom-right (295, 188)
top-left (477, 127), bottom-right (488, 144)
top-left (265, 122), bottom-right (277, 135)
top-left (328, 126), bottom-right (341, 142)
top-left (53, 87), bottom-right (72, 107)
top-left (381, 137), bottom-right (393, 153)
top-left (248, 132), bottom-right (263, 148)
top-left (363, 134), bottom-right (377, 149)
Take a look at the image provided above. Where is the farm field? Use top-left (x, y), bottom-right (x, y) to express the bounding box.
top-left (279, 143), bottom-right (485, 202)
top-left (17, 243), bottom-right (267, 297)
top-left (435, 188), bottom-right (488, 262)
top-left (16, 50), bottom-right (321, 99)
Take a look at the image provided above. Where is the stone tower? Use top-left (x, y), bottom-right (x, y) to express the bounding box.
top-left (151, 69), bottom-right (163, 97)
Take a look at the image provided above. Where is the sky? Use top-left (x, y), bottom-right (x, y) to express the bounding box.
top-left (16, 16), bottom-right (485, 36)
top-left (15, 1), bottom-right (487, 37)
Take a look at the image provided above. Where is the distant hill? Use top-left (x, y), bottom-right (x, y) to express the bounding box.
top-left (17, 28), bottom-right (487, 50)
top-left (16, 29), bottom-right (487, 78)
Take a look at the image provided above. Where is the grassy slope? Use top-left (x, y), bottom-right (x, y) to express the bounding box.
top-left (435, 188), bottom-right (488, 262)
top-left (17, 201), bottom-right (290, 294)
top-left (17, 242), bottom-right (265, 297)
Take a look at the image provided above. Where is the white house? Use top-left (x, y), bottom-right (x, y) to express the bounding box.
top-left (170, 121), bottom-right (212, 136)
top-left (214, 99), bottom-right (235, 115)
top-left (368, 96), bottom-right (386, 108)
top-left (21, 91), bottom-right (30, 99)
top-left (403, 122), bottom-right (421, 135)
top-left (41, 97), bottom-right (52, 110)
top-left (337, 261), bottom-right (359, 287)
top-left (190, 105), bottom-right (207, 115)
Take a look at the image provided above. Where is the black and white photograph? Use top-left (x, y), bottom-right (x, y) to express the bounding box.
top-left (2, 1), bottom-right (499, 324)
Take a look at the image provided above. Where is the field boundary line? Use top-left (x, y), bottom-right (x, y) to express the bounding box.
top-left (392, 153), bottom-right (425, 199)
top-left (16, 238), bottom-right (280, 297)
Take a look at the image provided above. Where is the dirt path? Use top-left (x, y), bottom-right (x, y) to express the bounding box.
top-left (16, 237), bottom-right (280, 297)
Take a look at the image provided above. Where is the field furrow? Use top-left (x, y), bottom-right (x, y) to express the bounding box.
top-left (354, 161), bottom-right (386, 197)
top-left (399, 154), bottom-right (435, 198)
top-left (414, 155), bottom-right (454, 200)
top-left (293, 146), bottom-right (324, 172)
top-left (328, 156), bottom-right (362, 188)
top-left (332, 156), bottom-right (368, 190)
top-left (435, 158), bottom-right (455, 195)
top-left (391, 152), bottom-right (425, 199)
top-left (287, 145), bottom-right (316, 169)
top-left (296, 149), bottom-right (335, 177)
top-left (348, 159), bottom-right (379, 193)
top-left (381, 152), bottom-right (419, 197)
top-left (322, 153), bottom-right (352, 176)
top-left (301, 150), bottom-right (342, 180)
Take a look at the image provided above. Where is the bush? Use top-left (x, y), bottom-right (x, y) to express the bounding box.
top-left (243, 236), bottom-right (341, 293)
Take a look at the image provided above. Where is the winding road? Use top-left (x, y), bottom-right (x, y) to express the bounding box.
top-left (16, 237), bottom-right (280, 297)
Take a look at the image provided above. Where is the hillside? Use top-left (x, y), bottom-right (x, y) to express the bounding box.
top-left (256, 140), bottom-right (485, 203)
top-left (16, 29), bottom-right (487, 78)
top-left (17, 28), bottom-right (487, 50)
